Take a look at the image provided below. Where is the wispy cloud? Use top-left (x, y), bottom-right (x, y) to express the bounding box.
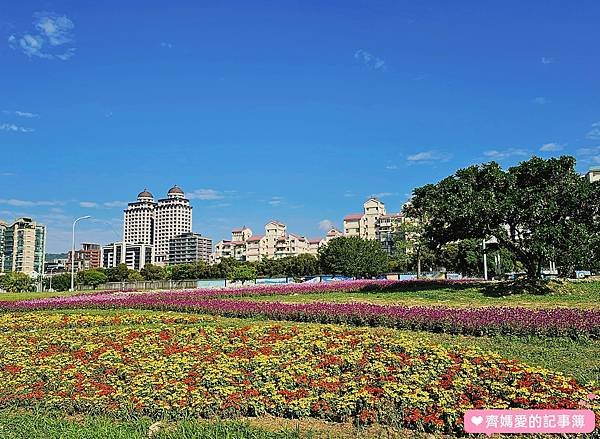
top-left (0, 199), bottom-right (63, 207)
top-left (103, 201), bottom-right (127, 208)
top-left (268, 196), bottom-right (284, 207)
top-left (483, 148), bottom-right (528, 160)
top-left (343, 191), bottom-right (355, 198)
top-left (319, 219), bottom-right (336, 232)
top-left (385, 164), bottom-right (398, 170)
top-left (0, 172), bottom-right (15, 177)
top-left (354, 49), bottom-right (387, 71)
top-left (8, 12), bottom-right (75, 60)
top-left (0, 123), bottom-right (34, 133)
top-left (586, 122), bottom-right (600, 140)
top-left (369, 192), bottom-right (397, 198)
top-left (577, 146), bottom-right (600, 165)
top-left (160, 42), bottom-right (173, 49)
top-left (3, 110), bottom-right (38, 118)
top-left (541, 57), bottom-right (554, 65)
top-left (533, 97), bottom-right (549, 105)
top-left (79, 201), bottom-right (98, 208)
top-left (406, 150), bottom-right (452, 164)
top-left (539, 142), bottom-right (564, 152)
top-left (187, 189), bottom-right (225, 200)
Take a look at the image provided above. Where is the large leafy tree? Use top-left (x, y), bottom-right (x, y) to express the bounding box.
top-left (140, 264), bottom-right (166, 281)
top-left (408, 156), bottom-right (600, 280)
top-left (0, 272), bottom-right (36, 293)
top-left (77, 269), bottom-right (108, 289)
top-left (319, 236), bottom-right (388, 278)
top-left (228, 265), bottom-right (257, 285)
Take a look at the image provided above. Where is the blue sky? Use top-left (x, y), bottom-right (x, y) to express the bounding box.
top-left (1, 1), bottom-right (599, 252)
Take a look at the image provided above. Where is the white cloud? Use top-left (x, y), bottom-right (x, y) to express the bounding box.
top-left (406, 150), bottom-right (452, 164)
top-left (79, 201), bottom-right (98, 208)
top-left (8, 12), bottom-right (75, 60)
top-left (533, 97), bottom-right (548, 105)
top-left (541, 57), bottom-right (554, 65)
top-left (187, 189), bottom-right (225, 200)
top-left (268, 196), bottom-right (284, 206)
top-left (0, 199), bottom-right (62, 207)
top-left (539, 142), bottom-right (563, 152)
top-left (483, 148), bottom-right (528, 160)
top-left (343, 191), bottom-right (355, 198)
top-left (319, 219), bottom-right (336, 232)
top-left (586, 122), bottom-right (600, 140)
top-left (370, 192), bottom-right (396, 198)
top-left (160, 42), bottom-right (173, 49)
top-left (3, 110), bottom-right (38, 118)
top-left (354, 49), bottom-right (387, 71)
top-left (385, 164), bottom-right (398, 170)
top-left (0, 123), bottom-right (34, 133)
top-left (103, 201), bottom-right (127, 208)
top-left (577, 146), bottom-right (600, 165)
top-left (0, 172), bottom-right (14, 176)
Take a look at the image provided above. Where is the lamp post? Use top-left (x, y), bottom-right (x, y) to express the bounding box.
top-left (48, 267), bottom-right (56, 292)
top-left (70, 216), bottom-right (91, 291)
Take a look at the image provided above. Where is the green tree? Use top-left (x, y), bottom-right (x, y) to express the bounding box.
top-left (391, 220), bottom-right (436, 277)
top-left (127, 270), bottom-right (144, 282)
top-left (0, 272), bottom-right (36, 293)
top-left (105, 264), bottom-right (130, 282)
top-left (140, 264), bottom-right (166, 280)
top-left (77, 269), bottom-right (108, 289)
top-left (318, 236), bottom-right (388, 278)
top-left (47, 272), bottom-right (71, 292)
top-left (408, 156), bottom-right (600, 281)
top-left (227, 265), bottom-right (257, 285)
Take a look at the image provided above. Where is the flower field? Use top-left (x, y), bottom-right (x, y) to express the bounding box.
top-left (0, 312), bottom-right (597, 435)
top-left (2, 287), bottom-right (598, 338)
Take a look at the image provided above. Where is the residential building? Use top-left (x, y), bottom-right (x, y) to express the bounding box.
top-left (123, 186), bottom-right (193, 265)
top-left (66, 243), bottom-right (101, 272)
top-left (0, 217), bottom-right (46, 275)
top-left (0, 220), bottom-right (6, 272)
top-left (308, 228), bottom-right (343, 256)
top-left (101, 242), bottom-right (153, 271)
top-left (587, 166), bottom-right (600, 183)
top-left (154, 186), bottom-right (193, 264)
top-left (169, 232), bottom-right (212, 265)
top-left (343, 198), bottom-right (404, 254)
top-left (124, 189), bottom-right (156, 246)
top-left (213, 221), bottom-right (328, 263)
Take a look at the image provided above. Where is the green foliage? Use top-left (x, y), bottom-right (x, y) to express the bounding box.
top-left (140, 264), bottom-right (166, 281)
top-left (408, 156), bottom-right (600, 280)
top-left (319, 236), bottom-right (388, 278)
top-left (228, 265), bottom-right (257, 284)
top-left (257, 254), bottom-right (319, 278)
top-left (0, 272), bottom-right (36, 293)
top-left (45, 273), bottom-right (71, 292)
top-left (76, 269), bottom-right (108, 289)
top-left (105, 264), bottom-right (131, 282)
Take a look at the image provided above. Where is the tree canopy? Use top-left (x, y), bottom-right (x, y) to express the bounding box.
top-left (319, 236), bottom-right (388, 278)
top-left (407, 156), bottom-right (600, 280)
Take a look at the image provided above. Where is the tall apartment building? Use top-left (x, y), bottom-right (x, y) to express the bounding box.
top-left (169, 232), bottom-right (212, 265)
top-left (123, 186), bottom-right (193, 266)
top-left (587, 166), bottom-right (600, 183)
top-left (67, 243), bottom-right (101, 272)
top-left (307, 228), bottom-right (343, 256)
top-left (343, 198), bottom-right (404, 254)
top-left (0, 217), bottom-right (46, 275)
top-left (213, 221), bottom-right (338, 263)
top-left (0, 220), bottom-right (6, 271)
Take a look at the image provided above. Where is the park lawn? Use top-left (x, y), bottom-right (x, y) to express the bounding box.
top-left (0, 410), bottom-right (450, 439)
top-left (232, 281), bottom-right (600, 309)
top-left (0, 289), bottom-right (101, 302)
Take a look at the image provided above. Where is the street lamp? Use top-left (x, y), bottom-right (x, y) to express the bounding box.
top-left (70, 216), bottom-right (91, 291)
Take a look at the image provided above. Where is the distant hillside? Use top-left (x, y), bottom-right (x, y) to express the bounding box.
top-left (46, 253), bottom-right (68, 261)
